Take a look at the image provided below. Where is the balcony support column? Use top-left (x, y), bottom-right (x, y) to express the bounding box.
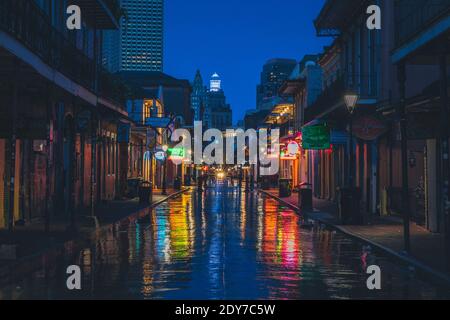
top-left (439, 51), bottom-right (450, 271)
top-left (90, 113), bottom-right (98, 217)
top-left (44, 84), bottom-right (55, 233)
top-left (7, 58), bottom-right (20, 231)
top-left (397, 62), bottom-right (411, 253)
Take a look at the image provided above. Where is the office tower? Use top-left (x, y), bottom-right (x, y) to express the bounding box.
top-left (191, 70), bottom-right (206, 122)
top-left (203, 73), bottom-right (232, 130)
top-left (256, 58), bottom-right (297, 110)
top-left (103, 0), bottom-right (164, 72)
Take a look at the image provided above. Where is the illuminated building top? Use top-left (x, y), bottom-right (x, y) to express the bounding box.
top-left (210, 73), bottom-right (221, 92)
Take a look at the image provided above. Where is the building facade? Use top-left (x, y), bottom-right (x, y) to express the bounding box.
top-left (0, 0), bottom-right (130, 230)
top-left (388, 0), bottom-right (450, 234)
top-left (121, 71), bottom-right (194, 188)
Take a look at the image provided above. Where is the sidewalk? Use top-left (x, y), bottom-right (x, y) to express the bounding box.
top-left (259, 188), bottom-right (450, 286)
top-left (0, 188), bottom-right (189, 267)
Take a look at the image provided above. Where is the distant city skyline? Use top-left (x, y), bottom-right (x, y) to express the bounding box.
top-left (164, 0), bottom-right (328, 124)
top-left (191, 70), bottom-right (232, 130)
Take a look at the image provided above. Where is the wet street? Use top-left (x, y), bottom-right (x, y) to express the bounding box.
top-left (1, 186), bottom-right (449, 300)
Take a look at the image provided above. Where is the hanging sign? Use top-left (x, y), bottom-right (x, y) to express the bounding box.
top-left (154, 151), bottom-right (166, 162)
top-left (287, 141), bottom-right (300, 156)
top-left (352, 116), bottom-right (387, 141)
top-left (168, 147), bottom-right (185, 158)
top-left (281, 141), bottom-right (300, 160)
top-left (302, 124), bottom-right (331, 150)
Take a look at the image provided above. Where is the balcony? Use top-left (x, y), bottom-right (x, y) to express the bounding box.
top-left (394, 0), bottom-right (450, 48)
top-left (304, 73), bottom-right (377, 123)
top-left (0, 0), bottom-right (126, 108)
top-left (71, 0), bottom-right (122, 29)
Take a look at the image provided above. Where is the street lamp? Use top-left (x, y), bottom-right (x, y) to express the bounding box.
top-left (162, 144), bottom-right (168, 195)
top-left (343, 93), bottom-right (359, 225)
top-left (344, 93), bottom-right (358, 188)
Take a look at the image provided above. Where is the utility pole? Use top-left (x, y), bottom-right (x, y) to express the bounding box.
top-left (162, 157), bottom-right (168, 195)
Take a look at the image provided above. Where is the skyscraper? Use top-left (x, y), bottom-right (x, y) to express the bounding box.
top-left (256, 58), bottom-right (297, 110)
top-left (203, 73), bottom-right (232, 130)
top-left (103, 0), bottom-right (164, 72)
top-left (191, 70), bottom-right (206, 122)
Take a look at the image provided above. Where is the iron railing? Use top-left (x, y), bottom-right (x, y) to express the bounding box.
top-left (395, 0), bottom-right (450, 47)
top-left (0, 0), bottom-right (126, 107)
top-left (304, 73), bottom-right (378, 123)
top-left (99, 67), bottom-right (128, 106)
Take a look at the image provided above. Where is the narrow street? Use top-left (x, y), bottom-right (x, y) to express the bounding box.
top-left (0, 185), bottom-right (448, 300)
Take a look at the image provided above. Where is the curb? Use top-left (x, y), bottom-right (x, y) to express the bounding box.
top-left (0, 188), bottom-right (190, 285)
top-left (258, 189), bottom-right (450, 289)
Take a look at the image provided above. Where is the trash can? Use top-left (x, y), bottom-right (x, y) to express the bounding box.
top-left (337, 187), bottom-right (361, 225)
top-left (298, 182), bottom-right (313, 211)
top-left (197, 175), bottom-right (203, 192)
top-left (174, 177), bottom-right (182, 190)
top-left (261, 177), bottom-right (270, 190)
top-left (126, 178), bottom-right (143, 198)
top-left (184, 175), bottom-right (191, 186)
top-left (139, 181), bottom-right (152, 204)
top-left (279, 179), bottom-right (292, 198)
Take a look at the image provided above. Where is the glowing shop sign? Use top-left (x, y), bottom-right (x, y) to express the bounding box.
top-left (168, 147), bottom-right (185, 158)
top-left (155, 151), bottom-right (166, 162)
top-left (302, 125), bottom-right (331, 150)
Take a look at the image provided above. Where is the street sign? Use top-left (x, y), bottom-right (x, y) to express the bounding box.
top-left (302, 124), bottom-right (330, 150)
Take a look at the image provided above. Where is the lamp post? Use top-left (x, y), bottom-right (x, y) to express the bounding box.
top-left (344, 93), bottom-right (359, 188)
top-left (344, 93), bottom-right (359, 224)
top-left (162, 144), bottom-right (168, 195)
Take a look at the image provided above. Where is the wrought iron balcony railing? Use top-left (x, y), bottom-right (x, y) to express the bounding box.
top-left (99, 68), bottom-right (128, 106)
top-left (395, 0), bottom-right (450, 47)
top-left (304, 73), bottom-right (378, 123)
top-left (0, 0), bottom-right (126, 108)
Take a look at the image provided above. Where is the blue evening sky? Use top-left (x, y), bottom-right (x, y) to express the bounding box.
top-left (164, 0), bottom-right (329, 124)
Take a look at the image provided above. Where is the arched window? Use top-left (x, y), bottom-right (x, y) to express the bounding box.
top-left (143, 99), bottom-right (163, 120)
